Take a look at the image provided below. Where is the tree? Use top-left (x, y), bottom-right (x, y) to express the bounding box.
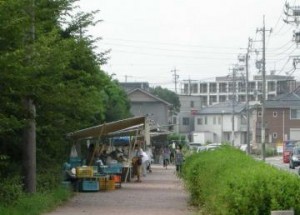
top-left (150, 86), bottom-right (181, 113)
top-left (0, 0), bottom-right (131, 194)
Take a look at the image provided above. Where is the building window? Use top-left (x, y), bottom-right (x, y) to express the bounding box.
top-left (209, 83), bottom-right (217, 93)
top-left (183, 84), bottom-right (189, 94)
top-left (272, 132), bottom-right (278, 139)
top-left (197, 118), bottom-right (203, 125)
top-left (200, 83), bottom-right (207, 93)
top-left (213, 116), bottom-right (216, 125)
top-left (192, 83), bottom-right (198, 94)
top-left (219, 95), bottom-right (226, 102)
top-left (182, 117), bottom-right (190, 125)
top-left (273, 111), bottom-right (277, 118)
top-left (190, 101), bottom-right (194, 108)
top-left (258, 111), bottom-right (262, 117)
top-left (218, 116), bottom-right (221, 124)
top-left (291, 109), bottom-right (300, 119)
top-left (204, 116), bottom-right (208, 125)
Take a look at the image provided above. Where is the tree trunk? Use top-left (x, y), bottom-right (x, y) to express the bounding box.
top-left (22, 97), bottom-right (36, 193)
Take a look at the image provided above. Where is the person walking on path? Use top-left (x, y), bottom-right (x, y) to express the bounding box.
top-left (163, 146), bottom-right (170, 169)
top-left (175, 146), bottom-right (184, 173)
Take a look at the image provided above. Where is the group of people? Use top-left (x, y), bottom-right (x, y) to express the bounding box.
top-left (132, 143), bottom-right (184, 182)
top-left (162, 146), bottom-right (184, 172)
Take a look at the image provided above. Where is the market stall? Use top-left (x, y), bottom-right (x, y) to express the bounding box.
top-left (63, 116), bottom-right (149, 192)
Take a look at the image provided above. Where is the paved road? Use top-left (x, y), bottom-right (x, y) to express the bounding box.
top-left (44, 164), bottom-right (195, 215)
top-left (265, 155), bottom-right (300, 175)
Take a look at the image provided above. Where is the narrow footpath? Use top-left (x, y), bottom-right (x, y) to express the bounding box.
top-left (44, 164), bottom-right (195, 215)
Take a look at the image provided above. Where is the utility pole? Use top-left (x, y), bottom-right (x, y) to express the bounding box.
top-left (245, 38), bottom-right (252, 155)
top-left (230, 66), bottom-right (236, 147)
top-left (257, 16), bottom-right (272, 161)
top-left (171, 68), bottom-right (179, 93)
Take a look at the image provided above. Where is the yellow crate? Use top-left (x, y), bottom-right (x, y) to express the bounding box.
top-left (76, 166), bottom-right (93, 178)
top-left (107, 179), bottom-right (115, 190)
top-left (99, 177), bottom-right (108, 190)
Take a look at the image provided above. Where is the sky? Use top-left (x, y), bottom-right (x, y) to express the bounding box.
top-left (77, 0), bottom-right (300, 91)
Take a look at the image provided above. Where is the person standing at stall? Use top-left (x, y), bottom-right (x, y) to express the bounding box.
top-left (132, 144), bottom-right (143, 182)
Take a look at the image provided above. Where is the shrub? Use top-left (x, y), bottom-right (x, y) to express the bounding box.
top-left (182, 146), bottom-right (300, 214)
top-left (0, 176), bottom-right (23, 206)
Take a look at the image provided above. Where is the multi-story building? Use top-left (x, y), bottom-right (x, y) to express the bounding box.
top-left (254, 91), bottom-right (300, 147)
top-left (180, 74), bottom-right (296, 107)
top-left (172, 95), bottom-right (202, 140)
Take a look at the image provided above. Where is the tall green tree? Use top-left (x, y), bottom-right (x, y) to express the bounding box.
top-left (0, 0), bottom-right (131, 194)
top-left (150, 86), bottom-right (181, 113)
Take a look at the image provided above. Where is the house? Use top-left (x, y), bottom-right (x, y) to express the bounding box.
top-left (254, 91), bottom-right (300, 147)
top-left (172, 95), bottom-right (202, 140)
top-left (127, 88), bottom-right (172, 131)
top-left (193, 101), bottom-right (250, 146)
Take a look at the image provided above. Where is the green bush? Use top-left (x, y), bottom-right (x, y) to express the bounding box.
top-left (0, 187), bottom-right (73, 215)
top-left (182, 146), bottom-right (300, 215)
top-left (0, 176), bottom-right (23, 206)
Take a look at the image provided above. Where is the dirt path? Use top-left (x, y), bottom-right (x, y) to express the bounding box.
top-left (44, 164), bottom-right (195, 215)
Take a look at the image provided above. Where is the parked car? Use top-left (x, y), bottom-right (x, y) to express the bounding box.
top-left (196, 143), bottom-right (221, 153)
top-left (188, 142), bottom-right (203, 151)
top-left (289, 147), bottom-right (300, 169)
top-left (283, 140), bottom-right (298, 163)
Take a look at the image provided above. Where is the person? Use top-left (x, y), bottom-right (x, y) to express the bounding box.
top-left (175, 146), bottom-right (184, 173)
top-left (132, 144), bottom-right (143, 182)
top-left (163, 146), bottom-right (171, 169)
top-left (145, 147), bottom-right (153, 173)
top-left (141, 149), bottom-right (150, 176)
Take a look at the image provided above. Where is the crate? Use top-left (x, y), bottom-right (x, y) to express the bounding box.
top-left (99, 176), bottom-right (116, 190)
top-left (79, 179), bottom-right (99, 192)
top-left (107, 179), bottom-right (115, 190)
top-left (76, 166), bottom-right (93, 178)
top-left (102, 164), bottom-right (123, 174)
top-left (69, 157), bottom-right (81, 168)
top-left (111, 175), bottom-right (121, 188)
top-left (111, 175), bottom-right (121, 183)
top-left (99, 176), bottom-right (109, 190)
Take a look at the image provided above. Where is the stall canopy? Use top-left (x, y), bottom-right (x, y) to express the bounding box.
top-left (66, 116), bottom-right (146, 140)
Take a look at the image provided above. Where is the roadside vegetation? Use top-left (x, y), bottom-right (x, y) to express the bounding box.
top-left (0, 0), bottom-right (131, 214)
top-left (0, 187), bottom-right (72, 215)
top-left (182, 146), bottom-right (300, 215)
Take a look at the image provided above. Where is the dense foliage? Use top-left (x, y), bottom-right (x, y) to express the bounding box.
top-left (0, 0), bottom-right (130, 199)
top-left (182, 146), bottom-right (300, 215)
top-left (149, 86), bottom-right (180, 113)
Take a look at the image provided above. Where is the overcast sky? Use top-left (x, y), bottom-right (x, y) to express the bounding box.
top-left (77, 0), bottom-right (300, 91)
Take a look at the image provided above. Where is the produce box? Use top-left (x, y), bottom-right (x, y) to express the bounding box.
top-left (102, 163), bottom-right (123, 174)
top-left (76, 166), bottom-right (93, 178)
top-left (79, 179), bottom-right (99, 192)
top-left (69, 157), bottom-right (81, 168)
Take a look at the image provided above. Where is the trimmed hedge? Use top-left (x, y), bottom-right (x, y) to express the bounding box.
top-left (182, 146), bottom-right (300, 215)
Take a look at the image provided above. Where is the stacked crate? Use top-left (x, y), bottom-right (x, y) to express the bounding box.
top-left (76, 166), bottom-right (93, 178)
top-left (79, 179), bottom-right (99, 192)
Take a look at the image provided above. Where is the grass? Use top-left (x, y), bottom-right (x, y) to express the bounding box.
top-left (0, 186), bottom-right (73, 215)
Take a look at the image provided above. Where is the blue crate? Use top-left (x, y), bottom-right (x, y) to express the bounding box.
top-left (69, 157), bottom-right (81, 168)
top-left (102, 163), bottom-right (123, 174)
top-left (80, 180), bottom-right (99, 192)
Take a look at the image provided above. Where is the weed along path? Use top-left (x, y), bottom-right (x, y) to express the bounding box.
top-left (44, 164), bottom-right (195, 215)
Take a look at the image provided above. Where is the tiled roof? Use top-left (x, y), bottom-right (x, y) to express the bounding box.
top-left (265, 92), bottom-right (300, 108)
top-left (197, 100), bottom-right (246, 115)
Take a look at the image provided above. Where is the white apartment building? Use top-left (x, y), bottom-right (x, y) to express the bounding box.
top-left (180, 74), bottom-right (296, 107)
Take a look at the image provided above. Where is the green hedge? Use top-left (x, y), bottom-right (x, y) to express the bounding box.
top-left (182, 146), bottom-right (300, 215)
